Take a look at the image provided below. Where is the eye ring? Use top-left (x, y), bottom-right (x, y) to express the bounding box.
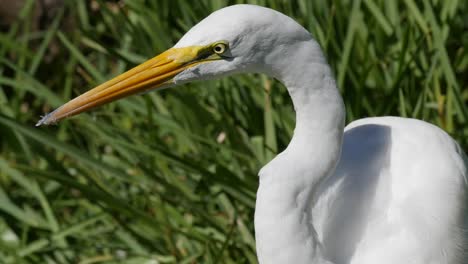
top-left (213, 43), bottom-right (227, 54)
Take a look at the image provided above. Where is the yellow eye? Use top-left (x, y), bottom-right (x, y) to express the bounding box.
top-left (213, 43), bottom-right (227, 54)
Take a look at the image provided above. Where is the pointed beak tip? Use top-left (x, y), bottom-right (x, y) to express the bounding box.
top-left (35, 117), bottom-right (47, 127)
top-left (36, 113), bottom-right (55, 127)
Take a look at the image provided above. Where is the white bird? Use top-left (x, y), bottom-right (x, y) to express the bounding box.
top-left (37, 5), bottom-right (467, 264)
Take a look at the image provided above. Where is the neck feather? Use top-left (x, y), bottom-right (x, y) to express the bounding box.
top-left (254, 39), bottom-right (344, 264)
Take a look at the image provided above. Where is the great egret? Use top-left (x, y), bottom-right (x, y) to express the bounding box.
top-left (37, 4), bottom-right (467, 264)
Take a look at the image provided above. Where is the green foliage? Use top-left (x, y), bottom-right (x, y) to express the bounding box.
top-left (0, 0), bottom-right (467, 263)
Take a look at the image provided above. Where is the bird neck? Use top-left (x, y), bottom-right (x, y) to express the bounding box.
top-left (254, 40), bottom-right (344, 264)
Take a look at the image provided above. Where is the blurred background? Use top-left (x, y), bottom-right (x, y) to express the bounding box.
top-left (0, 0), bottom-right (467, 263)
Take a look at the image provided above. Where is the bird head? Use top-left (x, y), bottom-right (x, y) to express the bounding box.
top-left (36, 4), bottom-right (313, 126)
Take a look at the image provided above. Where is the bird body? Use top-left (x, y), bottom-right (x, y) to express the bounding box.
top-left (38, 4), bottom-right (467, 264)
top-left (257, 116), bottom-right (467, 264)
top-left (315, 117), bottom-right (467, 264)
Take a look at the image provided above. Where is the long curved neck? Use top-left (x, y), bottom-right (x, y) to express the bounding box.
top-left (254, 40), bottom-right (345, 264)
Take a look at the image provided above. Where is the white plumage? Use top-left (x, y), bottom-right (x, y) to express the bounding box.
top-left (38, 4), bottom-right (468, 264)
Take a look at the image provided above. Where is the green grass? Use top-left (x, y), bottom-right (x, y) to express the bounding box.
top-left (0, 0), bottom-right (467, 263)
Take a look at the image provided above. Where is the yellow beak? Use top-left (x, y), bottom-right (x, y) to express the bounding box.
top-left (36, 46), bottom-right (207, 126)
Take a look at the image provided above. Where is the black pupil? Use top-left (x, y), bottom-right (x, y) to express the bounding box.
top-left (215, 45), bottom-right (223, 52)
